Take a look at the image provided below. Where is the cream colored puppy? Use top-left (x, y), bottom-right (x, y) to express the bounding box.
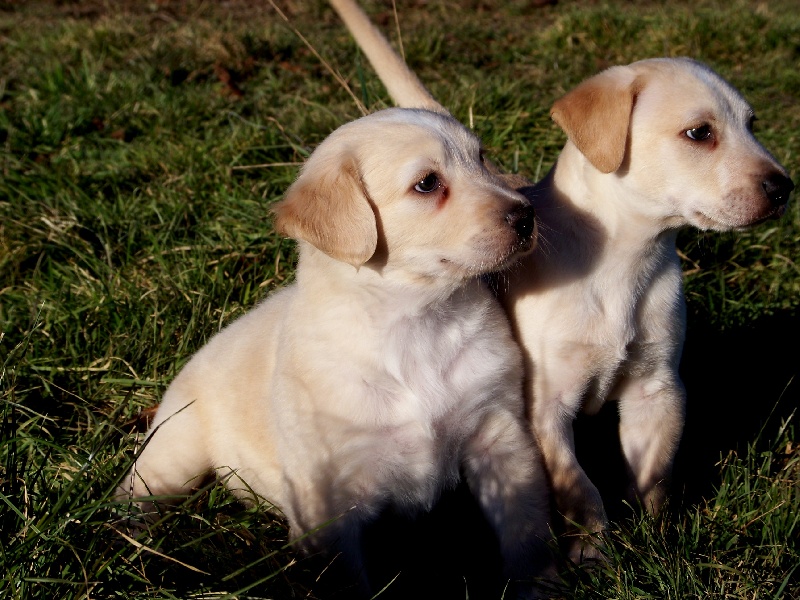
top-left (503, 59), bottom-right (792, 559)
top-left (328, 0), bottom-right (794, 561)
top-left (117, 107), bottom-right (554, 593)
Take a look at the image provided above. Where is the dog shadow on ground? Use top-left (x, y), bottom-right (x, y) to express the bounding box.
top-left (676, 308), bottom-right (799, 506)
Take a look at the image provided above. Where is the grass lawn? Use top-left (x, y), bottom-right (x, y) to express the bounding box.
top-left (1, 0), bottom-right (798, 598)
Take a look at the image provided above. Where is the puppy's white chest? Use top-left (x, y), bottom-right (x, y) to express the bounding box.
top-left (570, 276), bottom-right (682, 414)
top-left (355, 306), bottom-right (505, 466)
top-left (383, 308), bottom-right (503, 420)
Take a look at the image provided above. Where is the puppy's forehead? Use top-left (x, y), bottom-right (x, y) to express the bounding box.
top-left (352, 107), bottom-right (481, 159)
top-left (637, 58), bottom-right (753, 124)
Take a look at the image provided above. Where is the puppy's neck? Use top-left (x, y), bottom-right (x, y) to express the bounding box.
top-left (548, 143), bottom-right (680, 246)
top-left (295, 243), bottom-right (471, 315)
top-left (510, 146), bottom-right (680, 296)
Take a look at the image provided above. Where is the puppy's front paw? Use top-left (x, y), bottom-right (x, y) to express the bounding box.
top-left (564, 530), bottom-right (607, 566)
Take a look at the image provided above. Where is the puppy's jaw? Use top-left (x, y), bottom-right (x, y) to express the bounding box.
top-left (441, 183), bottom-right (538, 275)
top-left (688, 188), bottom-right (789, 231)
top-left (379, 188), bottom-right (537, 283)
top-left (476, 208), bottom-right (539, 273)
top-left (661, 147), bottom-right (792, 232)
top-left (692, 156), bottom-right (794, 230)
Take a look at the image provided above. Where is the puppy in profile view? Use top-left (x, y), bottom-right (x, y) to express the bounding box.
top-left (117, 107), bottom-right (554, 596)
top-left (328, 0), bottom-right (794, 562)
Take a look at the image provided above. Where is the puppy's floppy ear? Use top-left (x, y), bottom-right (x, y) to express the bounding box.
top-left (551, 67), bottom-right (642, 174)
top-left (271, 151), bottom-right (378, 268)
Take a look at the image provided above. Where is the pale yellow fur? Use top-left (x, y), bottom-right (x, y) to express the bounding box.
top-left (329, 0), bottom-right (793, 562)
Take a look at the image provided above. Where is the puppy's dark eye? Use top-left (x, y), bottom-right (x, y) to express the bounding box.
top-left (685, 125), bottom-right (712, 141)
top-left (414, 173), bottom-right (441, 193)
top-left (748, 115), bottom-right (757, 132)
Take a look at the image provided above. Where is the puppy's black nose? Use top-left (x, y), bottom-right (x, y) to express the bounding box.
top-left (506, 203), bottom-right (536, 241)
top-left (763, 172), bottom-right (794, 206)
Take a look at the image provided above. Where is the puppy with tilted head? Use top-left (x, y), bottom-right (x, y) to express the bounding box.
top-left (328, 0), bottom-right (794, 563)
top-left (117, 107), bottom-right (554, 595)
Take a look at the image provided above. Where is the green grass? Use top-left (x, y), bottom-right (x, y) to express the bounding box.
top-left (1, 0), bottom-right (798, 598)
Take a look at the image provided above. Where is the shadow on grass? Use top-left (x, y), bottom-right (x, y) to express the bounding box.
top-left (676, 308), bottom-right (799, 506)
top-left (288, 486), bottom-right (508, 600)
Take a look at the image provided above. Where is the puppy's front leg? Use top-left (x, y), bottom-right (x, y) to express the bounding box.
top-left (617, 374), bottom-right (686, 515)
top-left (280, 480), bottom-right (375, 598)
top-left (533, 398), bottom-right (608, 563)
top-left (463, 409), bottom-right (554, 586)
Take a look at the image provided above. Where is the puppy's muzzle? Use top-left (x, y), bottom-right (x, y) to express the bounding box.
top-left (763, 172), bottom-right (794, 208)
top-left (506, 202), bottom-right (536, 251)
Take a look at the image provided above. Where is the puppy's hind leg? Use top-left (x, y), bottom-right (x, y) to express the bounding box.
top-left (116, 397), bottom-right (212, 518)
top-left (617, 375), bottom-right (686, 515)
